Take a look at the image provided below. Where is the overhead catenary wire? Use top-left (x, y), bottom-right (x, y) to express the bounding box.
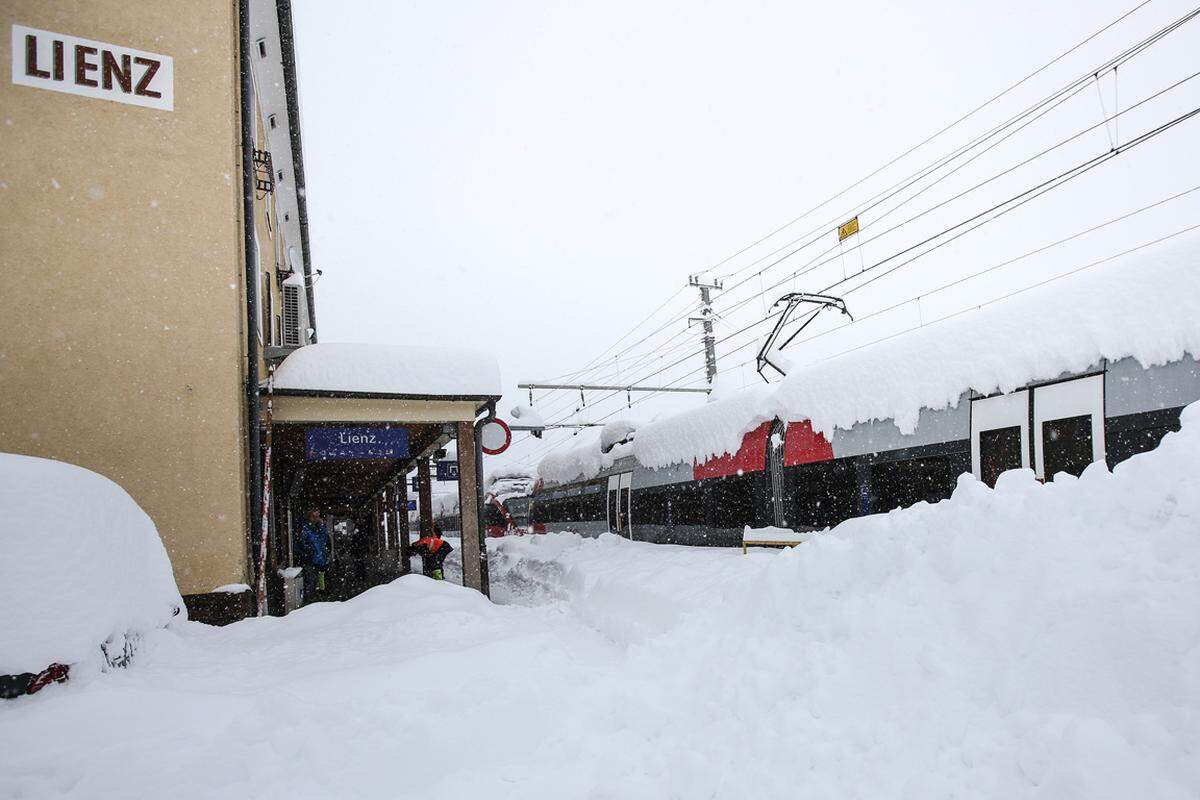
top-left (571, 101), bottom-right (1200, 412)
top-left (516, 101), bottom-right (1200, 457)
top-left (702, 1), bottom-right (1193, 293)
top-left (688, 0), bottom-right (1159, 281)
top-left (525, 215), bottom-right (1200, 466)
top-left (510, 8), bottom-right (1200, 463)
top-left (656, 4), bottom-right (1200, 339)
top-left (528, 6), bottom-right (1199, 406)
top-left (704, 52), bottom-right (1200, 324)
top-left (703, 85), bottom-right (1200, 334)
top-left (798, 222), bottom-right (1200, 366)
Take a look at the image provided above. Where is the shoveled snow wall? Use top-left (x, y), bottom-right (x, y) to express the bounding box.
top-left (541, 233), bottom-right (1200, 483)
top-left (500, 402), bottom-right (1200, 796)
top-left (0, 454), bottom-right (184, 675)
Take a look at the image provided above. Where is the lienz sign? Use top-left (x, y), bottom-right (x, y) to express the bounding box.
top-left (305, 427), bottom-right (409, 461)
top-left (11, 25), bottom-right (173, 111)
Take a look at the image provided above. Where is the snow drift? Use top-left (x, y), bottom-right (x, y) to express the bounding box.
top-left (4, 408), bottom-right (1198, 797)
top-left (498, 402), bottom-right (1200, 797)
top-left (0, 454), bottom-right (183, 676)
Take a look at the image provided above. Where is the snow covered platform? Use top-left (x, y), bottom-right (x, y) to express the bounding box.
top-left (4, 403), bottom-right (1199, 795)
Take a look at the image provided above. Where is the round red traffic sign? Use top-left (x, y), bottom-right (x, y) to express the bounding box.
top-left (480, 418), bottom-right (512, 455)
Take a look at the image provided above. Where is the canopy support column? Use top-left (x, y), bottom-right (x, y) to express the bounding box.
top-left (417, 458), bottom-right (433, 538)
top-left (397, 476), bottom-right (411, 573)
top-left (457, 421), bottom-right (487, 594)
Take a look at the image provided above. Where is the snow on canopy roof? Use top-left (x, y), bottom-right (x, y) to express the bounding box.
top-left (542, 233), bottom-right (1200, 481)
top-left (272, 342), bottom-right (502, 397)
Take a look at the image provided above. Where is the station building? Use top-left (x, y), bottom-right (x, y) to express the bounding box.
top-left (1, 1), bottom-right (499, 622)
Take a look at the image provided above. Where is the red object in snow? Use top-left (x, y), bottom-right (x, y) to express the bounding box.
top-left (27, 663), bottom-right (70, 694)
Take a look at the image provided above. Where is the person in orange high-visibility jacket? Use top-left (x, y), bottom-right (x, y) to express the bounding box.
top-left (410, 523), bottom-right (453, 580)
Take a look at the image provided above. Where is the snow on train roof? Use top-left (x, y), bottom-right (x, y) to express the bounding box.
top-left (541, 233), bottom-right (1200, 484)
top-left (272, 342), bottom-right (502, 397)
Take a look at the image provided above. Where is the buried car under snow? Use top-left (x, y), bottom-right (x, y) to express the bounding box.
top-left (0, 453), bottom-right (183, 698)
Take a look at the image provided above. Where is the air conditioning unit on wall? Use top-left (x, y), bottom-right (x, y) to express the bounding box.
top-left (281, 284), bottom-right (302, 348)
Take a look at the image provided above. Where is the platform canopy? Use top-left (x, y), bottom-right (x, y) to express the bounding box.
top-left (266, 343), bottom-right (502, 424)
top-left (260, 342), bottom-right (501, 596)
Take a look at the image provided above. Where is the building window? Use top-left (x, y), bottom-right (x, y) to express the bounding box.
top-left (261, 273), bottom-right (273, 346)
top-left (256, 38), bottom-right (267, 59)
top-left (268, 113), bottom-right (277, 130)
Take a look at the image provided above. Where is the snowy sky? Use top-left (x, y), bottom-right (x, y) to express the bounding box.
top-left (291, 0), bottom-right (1200, 476)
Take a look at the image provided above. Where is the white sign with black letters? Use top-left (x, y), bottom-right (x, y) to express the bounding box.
top-left (11, 24), bottom-right (173, 111)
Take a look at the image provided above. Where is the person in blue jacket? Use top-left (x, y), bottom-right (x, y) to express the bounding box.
top-left (298, 508), bottom-right (331, 602)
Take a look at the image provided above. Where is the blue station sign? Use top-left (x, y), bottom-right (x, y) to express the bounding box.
top-left (305, 427), bottom-right (409, 461)
top-left (436, 460), bottom-right (459, 481)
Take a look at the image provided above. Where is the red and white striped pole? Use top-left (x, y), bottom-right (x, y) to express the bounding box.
top-left (256, 363), bottom-right (275, 616)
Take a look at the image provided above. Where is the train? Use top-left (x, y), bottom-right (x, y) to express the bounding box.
top-left (529, 356), bottom-right (1198, 545)
top-left (528, 237), bottom-right (1200, 545)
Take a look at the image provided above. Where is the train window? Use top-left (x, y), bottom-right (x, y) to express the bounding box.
top-left (635, 490), bottom-right (666, 525)
top-left (971, 389), bottom-right (1029, 481)
top-left (671, 482), bottom-right (705, 526)
top-left (792, 461), bottom-right (858, 529)
top-left (710, 474), bottom-right (754, 529)
top-left (1042, 415), bottom-right (1093, 480)
top-left (580, 492), bottom-right (605, 521)
top-left (980, 426), bottom-right (1022, 488)
top-left (482, 503), bottom-right (505, 527)
top-left (506, 498), bottom-right (530, 525)
top-left (1105, 411), bottom-right (1182, 468)
top-left (1032, 374), bottom-right (1104, 480)
top-left (869, 456), bottom-right (960, 511)
top-left (566, 497), bottom-right (583, 522)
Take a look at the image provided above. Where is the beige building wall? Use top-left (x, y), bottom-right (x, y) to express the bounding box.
top-left (0, 3), bottom-right (252, 595)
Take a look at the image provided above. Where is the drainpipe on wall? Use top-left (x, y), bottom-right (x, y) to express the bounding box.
top-left (239, 0), bottom-right (264, 604)
top-left (275, 0), bottom-right (318, 342)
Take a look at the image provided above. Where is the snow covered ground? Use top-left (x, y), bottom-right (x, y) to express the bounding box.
top-left (3, 408), bottom-right (1199, 798)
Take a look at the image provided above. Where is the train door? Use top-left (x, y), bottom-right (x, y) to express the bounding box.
top-left (606, 472), bottom-right (633, 537)
top-left (607, 475), bottom-right (620, 534)
top-left (971, 389), bottom-right (1029, 487)
top-left (767, 420), bottom-right (787, 527)
top-left (619, 472), bottom-right (633, 539)
top-left (1033, 374), bottom-right (1105, 481)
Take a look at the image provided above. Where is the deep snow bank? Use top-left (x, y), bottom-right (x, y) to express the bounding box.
top-left (0, 454), bottom-right (183, 675)
top-left (4, 410), bottom-right (1198, 798)
top-left (496, 404), bottom-right (1200, 796)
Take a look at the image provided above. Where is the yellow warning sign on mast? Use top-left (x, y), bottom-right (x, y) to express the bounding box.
top-left (837, 216), bottom-right (860, 242)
